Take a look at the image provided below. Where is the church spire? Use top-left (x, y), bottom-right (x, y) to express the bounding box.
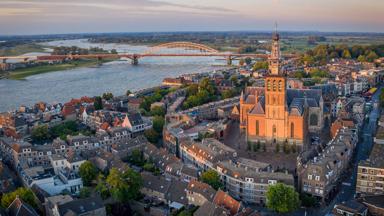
top-left (269, 22), bottom-right (281, 75)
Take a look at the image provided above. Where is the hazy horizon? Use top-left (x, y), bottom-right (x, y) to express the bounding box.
top-left (1, 0), bottom-right (383, 35)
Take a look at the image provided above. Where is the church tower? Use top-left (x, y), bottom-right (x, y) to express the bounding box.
top-left (269, 23), bottom-right (281, 75)
top-left (264, 24), bottom-right (287, 142)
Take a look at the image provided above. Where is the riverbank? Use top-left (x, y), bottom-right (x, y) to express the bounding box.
top-left (6, 59), bottom-right (112, 80)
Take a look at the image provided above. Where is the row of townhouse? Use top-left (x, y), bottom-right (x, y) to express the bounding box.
top-left (179, 138), bottom-right (294, 205)
top-left (297, 127), bottom-right (358, 201)
top-left (356, 125), bottom-right (384, 196)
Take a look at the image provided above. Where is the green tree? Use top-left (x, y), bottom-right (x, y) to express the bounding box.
top-left (200, 170), bottom-right (223, 190)
top-left (79, 161), bottom-right (98, 186)
top-left (95, 174), bottom-right (110, 200)
top-left (266, 183), bottom-right (300, 213)
top-left (106, 167), bottom-right (142, 202)
top-left (110, 49), bottom-right (118, 54)
top-left (79, 187), bottom-right (91, 198)
top-left (300, 193), bottom-right (318, 207)
top-left (94, 96), bottom-right (103, 110)
top-left (357, 55), bottom-right (366, 62)
top-left (144, 129), bottom-right (160, 144)
top-left (366, 51), bottom-right (379, 62)
top-left (1, 187), bottom-right (37, 209)
top-left (252, 61), bottom-right (268, 71)
top-left (152, 116), bottom-right (165, 134)
top-left (275, 143), bottom-right (280, 153)
top-left (129, 149), bottom-right (144, 166)
top-left (342, 49), bottom-right (352, 59)
top-left (150, 106), bottom-right (166, 117)
top-left (126, 90), bottom-right (132, 96)
top-left (186, 84), bottom-right (198, 96)
top-left (102, 92), bottom-right (114, 100)
top-left (221, 89), bottom-right (236, 99)
top-left (31, 125), bottom-right (50, 142)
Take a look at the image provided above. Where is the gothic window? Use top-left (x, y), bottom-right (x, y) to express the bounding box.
top-left (273, 80), bottom-right (276, 91)
top-left (267, 80), bottom-right (271, 91)
top-left (290, 122), bottom-right (294, 138)
top-left (272, 125), bottom-right (277, 137)
top-left (256, 120), bottom-right (259, 136)
top-left (310, 114), bottom-right (318, 126)
top-left (278, 80), bottom-right (282, 91)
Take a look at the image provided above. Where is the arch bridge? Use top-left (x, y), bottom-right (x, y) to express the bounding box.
top-left (0, 41), bottom-right (296, 66)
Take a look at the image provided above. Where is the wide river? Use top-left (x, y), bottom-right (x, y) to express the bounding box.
top-left (0, 39), bottom-right (229, 112)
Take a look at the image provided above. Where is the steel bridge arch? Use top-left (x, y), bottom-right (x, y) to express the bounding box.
top-left (145, 42), bottom-right (219, 54)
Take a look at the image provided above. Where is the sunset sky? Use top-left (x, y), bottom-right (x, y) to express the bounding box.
top-left (0, 0), bottom-right (383, 35)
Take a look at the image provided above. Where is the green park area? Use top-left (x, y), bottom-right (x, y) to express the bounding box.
top-left (7, 59), bottom-right (109, 80)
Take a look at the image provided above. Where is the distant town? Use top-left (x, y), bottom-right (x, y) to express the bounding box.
top-left (0, 29), bottom-right (384, 216)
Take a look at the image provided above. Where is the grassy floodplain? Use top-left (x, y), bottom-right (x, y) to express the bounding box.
top-left (7, 59), bottom-right (112, 80)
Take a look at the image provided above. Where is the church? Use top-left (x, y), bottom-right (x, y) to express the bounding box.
top-left (239, 29), bottom-right (324, 151)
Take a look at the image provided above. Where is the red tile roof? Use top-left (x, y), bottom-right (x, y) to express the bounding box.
top-left (213, 190), bottom-right (241, 215)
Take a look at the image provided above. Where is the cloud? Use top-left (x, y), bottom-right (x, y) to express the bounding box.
top-left (0, 0), bottom-right (235, 16)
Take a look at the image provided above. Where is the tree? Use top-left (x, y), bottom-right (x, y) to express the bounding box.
top-left (106, 167), bottom-right (142, 202)
top-left (126, 90), bottom-right (132, 96)
top-left (94, 96), bottom-right (103, 110)
top-left (96, 174), bottom-right (110, 200)
top-left (357, 55), bottom-right (366, 62)
top-left (79, 187), bottom-right (91, 198)
top-left (342, 49), bottom-right (352, 59)
top-left (266, 183), bottom-right (300, 213)
top-left (221, 89), bottom-right (236, 99)
top-left (366, 51), bottom-right (379, 62)
top-left (110, 49), bottom-right (118, 54)
top-left (129, 149), bottom-right (144, 166)
top-left (79, 161), bottom-right (98, 186)
top-left (1, 187), bottom-right (37, 209)
top-left (152, 116), bottom-right (165, 134)
top-left (150, 106), bottom-right (166, 117)
top-left (275, 143), bottom-right (280, 153)
top-left (291, 143), bottom-right (297, 153)
top-left (300, 193), bottom-right (318, 207)
top-left (252, 61), bottom-right (268, 71)
top-left (200, 170), bottom-right (223, 190)
top-left (31, 125), bottom-right (50, 142)
top-left (144, 129), bottom-right (160, 144)
top-left (102, 92), bottom-right (114, 100)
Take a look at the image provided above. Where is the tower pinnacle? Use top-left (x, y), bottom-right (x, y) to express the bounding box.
top-left (269, 23), bottom-right (281, 75)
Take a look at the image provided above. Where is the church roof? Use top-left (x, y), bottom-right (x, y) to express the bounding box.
top-left (287, 89), bottom-right (322, 105)
top-left (250, 96), bottom-right (265, 115)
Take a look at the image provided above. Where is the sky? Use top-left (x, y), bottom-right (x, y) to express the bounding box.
top-left (0, 0), bottom-right (383, 35)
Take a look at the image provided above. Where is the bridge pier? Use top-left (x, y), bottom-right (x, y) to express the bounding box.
top-left (131, 55), bottom-right (139, 65)
top-left (226, 56), bottom-right (233, 66)
top-left (2, 59), bottom-right (6, 64)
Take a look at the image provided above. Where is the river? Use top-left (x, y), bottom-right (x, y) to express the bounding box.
top-left (0, 39), bottom-right (229, 112)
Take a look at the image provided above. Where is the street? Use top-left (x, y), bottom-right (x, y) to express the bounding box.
top-left (316, 86), bottom-right (382, 216)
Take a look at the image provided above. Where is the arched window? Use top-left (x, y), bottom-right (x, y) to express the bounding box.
top-left (278, 80), bottom-right (282, 91)
top-left (267, 80), bottom-right (271, 91)
top-left (310, 114), bottom-right (318, 126)
top-left (256, 120), bottom-right (259, 136)
top-left (272, 125), bottom-right (277, 137)
top-left (273, 80), bottom-right (276, 91)
top-left (290, 122), bottom-right (294, 138)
